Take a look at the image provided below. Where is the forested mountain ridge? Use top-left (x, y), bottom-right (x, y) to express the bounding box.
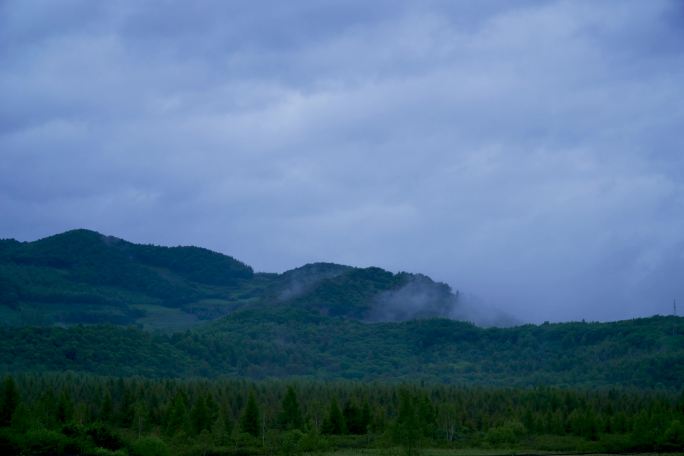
top-left (0, 229), bottom-right (460, 328)
top-left (0, 229), bottom-right (257, 328)
top-left (1, 230), bottom-right (683, 388)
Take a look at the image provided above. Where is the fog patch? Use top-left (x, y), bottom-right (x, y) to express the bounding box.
top-left (277, 262), bottom-right (350, 301)
top-left (368, 274), bottom-right (519, 327)
top-left (367, 274), bottom-right (457, 322)
top-left (450, 293), bottom-right (521, 328)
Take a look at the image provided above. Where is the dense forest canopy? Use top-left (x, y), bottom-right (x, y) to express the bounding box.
top-left (1, 373), bottom-right (683, 456)
top-left (0, 311), bottom-right (682, 389)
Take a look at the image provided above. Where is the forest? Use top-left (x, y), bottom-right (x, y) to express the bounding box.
top-left (1, 373), bottom-right (684, 456)
top-left (2, 230), bottom-right (684, 455)
top-left (1, 314), bottom-right (682, 388)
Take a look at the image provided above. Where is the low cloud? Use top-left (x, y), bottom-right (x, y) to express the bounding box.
top-left (368, 274), bottom-right (457, 323)
top-left (368, 274), bottom-right (519, 327)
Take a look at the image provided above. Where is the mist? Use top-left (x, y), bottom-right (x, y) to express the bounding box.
top-left (366, 274), bottom-right (519, 327)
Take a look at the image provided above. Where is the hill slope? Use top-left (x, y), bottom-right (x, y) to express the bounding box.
top-left (0, 311), bottom-right (681, 387)
top-left (1, 229), bottom-right (682, 388)
top-left (0, 229), bottom-right (460, 328)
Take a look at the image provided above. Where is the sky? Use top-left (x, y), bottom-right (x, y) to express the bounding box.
top-left (1, 0), bottom-right (683, 323)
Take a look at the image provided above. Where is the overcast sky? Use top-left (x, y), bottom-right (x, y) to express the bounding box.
top-left (1, 0), bottom-right (683, 323)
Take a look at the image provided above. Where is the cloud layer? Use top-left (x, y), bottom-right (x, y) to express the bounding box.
top-left (2, 0), bottom-right (683, 322)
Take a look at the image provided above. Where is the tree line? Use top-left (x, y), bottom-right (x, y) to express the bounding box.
top-left (1, 373), bottom-right (683, 456)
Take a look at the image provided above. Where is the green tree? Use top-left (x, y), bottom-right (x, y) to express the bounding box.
top-left (240, 391), bottom-right (260, 438)
top-left (165, 392), bottom-right (189, 436)
top-left (10, 403), bottom-right (34, 432)
top-left (55, 390), bottom-right (73, 424)
top-left (205, 393), bottom-right (218, 424)
top-left (322, 398), bottom-right (346, 435)
top-left (343, 400), bottom-right (364, 434)
top-left (394, 390), bottom-right (421, 456)
top-left (212, 410), bottom-right (231, 446)
top-left (0, 376), bottom-right (19, 426)
top-left (279, 386), bottom-right (304, 431)
top-left (662, 419), bottom-right (684, 449)
top-left (416, 394), bottom-right (437, 439)
top-left (190, 395), bottom-right (211, 434)
top-left (117, 385), bottom-right (135, 427)
top-left (99, 390), bottom-right (113, 423)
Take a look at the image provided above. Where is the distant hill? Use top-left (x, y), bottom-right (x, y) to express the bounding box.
top-left (0, 230), bottom-right (682, 387)
top-left (0, 229), bottom-right (461, 329)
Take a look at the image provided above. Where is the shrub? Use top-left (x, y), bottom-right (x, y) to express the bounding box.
top-left (485, 420), bottom-right (526, 445)
top-left (130, 436), bottom-right (170, 456)
top-left (661, 419), bottom-right (684, 451)
top-left (86, 423), bottom-right (125, 450)
top-left (22, 429), bottom-right (70, 455)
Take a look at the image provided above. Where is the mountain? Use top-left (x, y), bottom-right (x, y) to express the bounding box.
top-left (0, 229), bottom-right (462, 329)
top-left (1, 229), bottom-right (682, 388)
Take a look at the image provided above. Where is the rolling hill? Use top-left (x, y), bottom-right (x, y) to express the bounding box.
top-left (0, 229), bottom-right (459, 329)
top-left (0, 229), bottom-right (682, 388)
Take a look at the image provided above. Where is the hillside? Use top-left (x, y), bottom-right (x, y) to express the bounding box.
top-left (1, 230), bottom-right (682, 388)
top-left (0, 310), bottom-right (681, 388)
top-left (0, 229), bottom-right (459, 329)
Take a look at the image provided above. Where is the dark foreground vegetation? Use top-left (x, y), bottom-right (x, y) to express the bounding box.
top-left (1, 374), bottom-right (683, 456)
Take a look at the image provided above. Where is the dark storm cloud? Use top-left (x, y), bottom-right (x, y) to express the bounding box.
top-left (1, 0), bottom-right (683, 323)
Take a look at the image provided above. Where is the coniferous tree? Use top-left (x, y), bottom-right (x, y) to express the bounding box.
top-left (279, 386), bottom-right (304, 431)
top-left (0, 372), bottom-right (681, 454)
top-left (322, 398), bottom-right (346, 435)
top-left (0, 376), bottom-right (19, 426)
top-left (99, 390), bottom-right (113, 424)
top-left (117, 386), bottom-right (135, 427)
top-left (165, 391), bottom-right (189, 436)
top-left (37, 390), bottom-right (57, 429)
top-left (132, 401), bottom-right (149, 437)
top-left (417, 394), bottom-right (437, 439)
top-left (9, 403), bottom-right (33, 432)
top-left (394, 390), bottom-right (421, 456)
top-left (146, 392), bottom-right (162, 428)
top-left (212, 406), bottom-right (233, 446)
top-left (205, 393), bottom-right (218, 424)
top-left (360, 400), bottom-right (371, 433)
top-left (55, 390), bottom-right (73, 424)
top-left (190, 395), bottom-right (211, 434)
top-left (344, 400), bottom-right (366, 434)
top-left (240, 391), bottom-right (260, 437)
